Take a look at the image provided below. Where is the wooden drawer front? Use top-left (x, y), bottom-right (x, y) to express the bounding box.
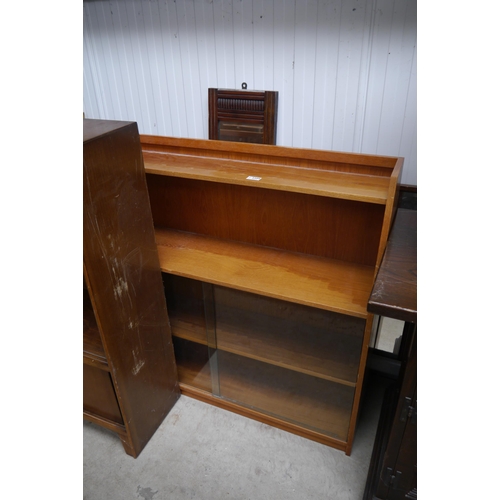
top-left (83, 364), bottom-right (123, 424)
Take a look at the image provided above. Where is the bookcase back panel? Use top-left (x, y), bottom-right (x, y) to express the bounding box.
top-left (147, 175), bottom-right (385, 266)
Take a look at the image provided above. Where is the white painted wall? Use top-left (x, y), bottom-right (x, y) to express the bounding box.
top-left (83, 0), bottom-right (417, 185)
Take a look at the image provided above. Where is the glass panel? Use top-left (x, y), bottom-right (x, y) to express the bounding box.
top-left (217, 351), bottom-right (355, 441)
top-left (164, 277), bottom-right (365, 440)
top-left (213, 286), bottom-right (365, 385)
top-left (218, 121), bottom-right (264, 144)
top-left (202, 281), bottom-right (220, 396)
top-left (163, 274), bottom-right (206, 344)
top-left (172, 337), bottom-right (211, 393)
top-left (163, 274), bottom-right (211, 393)
top-left (213, 286), bottom-right (364, 441)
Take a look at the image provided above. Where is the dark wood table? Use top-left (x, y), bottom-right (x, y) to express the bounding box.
top-left (364, 208), bottom-right (417, 500)
top-left (368, 208), bottom-right (416, 323)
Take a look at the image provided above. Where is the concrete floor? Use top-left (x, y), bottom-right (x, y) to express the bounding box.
top-left (83, 373), bottom-right (391, 500)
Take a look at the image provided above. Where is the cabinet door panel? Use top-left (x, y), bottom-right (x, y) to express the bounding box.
top-left (83, 364), bottom-right (123, 424)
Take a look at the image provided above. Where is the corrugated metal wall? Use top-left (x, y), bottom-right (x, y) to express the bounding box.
top-left (83, 0), bottom-right (417, 185)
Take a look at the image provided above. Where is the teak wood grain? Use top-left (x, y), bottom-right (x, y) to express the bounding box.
top-left (143, 150), bottom-right (391, 204)
top-left (141, 135), bottom-right (398, 170)
top-left (155, 228), bottom-right (374, 318)
top-left (147, 175), bottom-right (385, 266)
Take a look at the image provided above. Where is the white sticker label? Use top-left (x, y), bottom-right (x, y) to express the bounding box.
top-left (246, 176), bottom-right (262, 181)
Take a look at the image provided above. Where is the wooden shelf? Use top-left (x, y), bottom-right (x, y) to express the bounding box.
top-left (143, 151), bottom-right (391, 205)
top-left (156, 228), bottom-right (374, 319)
top-left (169, 314), bottom-right (206, 345)
top-left (176, 362), bottom-right (212, 393)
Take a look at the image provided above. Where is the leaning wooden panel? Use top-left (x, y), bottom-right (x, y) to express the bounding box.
top-left (83, 119), bottom-right (180, 458)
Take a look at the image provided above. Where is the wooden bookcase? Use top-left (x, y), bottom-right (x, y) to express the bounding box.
top-left (83, 119), bottom-right (180, 458)
top-left (141, 135), bottom-right (402, 455)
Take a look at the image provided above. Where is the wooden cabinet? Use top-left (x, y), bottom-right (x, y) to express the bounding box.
top-left (83, 119), bottom-right (180, 458)
top-left (364, 209), bottom-right (417, 498)
top-left (141, 135), bottom-right (402, 455)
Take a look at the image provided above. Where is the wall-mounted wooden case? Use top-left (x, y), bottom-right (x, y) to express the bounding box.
top-left (208, 88), bottom-right (278, 144)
